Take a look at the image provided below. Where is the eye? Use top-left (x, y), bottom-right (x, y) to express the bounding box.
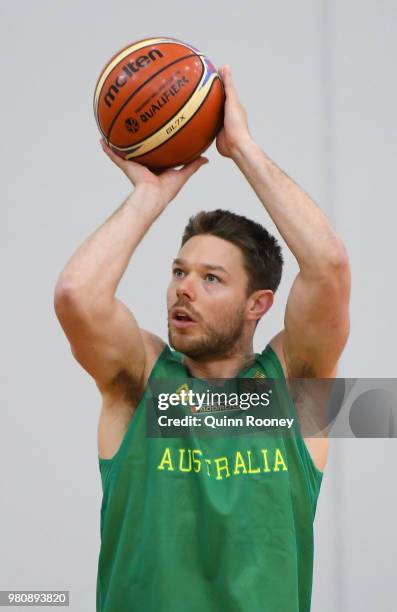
top-left (173, 268), bottom-right (185, 279)
top-left (205, 273), bottom-right (219, 283)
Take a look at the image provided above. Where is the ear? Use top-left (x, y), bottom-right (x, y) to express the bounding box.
top-left (246, 290), bottom-right (274, 322)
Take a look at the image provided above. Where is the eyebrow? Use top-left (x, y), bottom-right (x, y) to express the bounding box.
top-left (172, 258), bottom-right (230, 276)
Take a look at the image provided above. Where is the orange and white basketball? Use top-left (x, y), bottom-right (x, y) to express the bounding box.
top-left (93, 37), bottom-right (225, 170)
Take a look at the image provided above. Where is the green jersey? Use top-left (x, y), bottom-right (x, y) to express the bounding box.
top-left (96, 344), bottom-right (323, 611)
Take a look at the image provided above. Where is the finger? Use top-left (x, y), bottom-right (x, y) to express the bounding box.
top-left (180, 156), bottom-right (209, 176)
top-left (170, 156), bottom-right (209, 186)
top-left (219, 65), bottom-right (238, 98)
top-left (100, 139), bottom-right (129, 170)
top-left (100, 138), bottom-right (113, 155)
top-left (164, 157), bottom-right (208, 189)
top-left (163, 156), bottom-right (208, 176)
top-left (100, 138), bottom-right (120, 161)
top-left (100, 138), bottom-right (117, 159)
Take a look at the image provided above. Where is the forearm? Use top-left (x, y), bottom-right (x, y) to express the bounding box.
top-left (55, 183), bottom-right (164, 304)
top-left (233, 139), bottom-right (346, 272)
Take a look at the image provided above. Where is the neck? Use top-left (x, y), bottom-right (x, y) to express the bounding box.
top-left (183, 345), bottom-right (256, 379)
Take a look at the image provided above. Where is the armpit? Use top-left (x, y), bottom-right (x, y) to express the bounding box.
top-left (109, 368), bottom-right (145, 406)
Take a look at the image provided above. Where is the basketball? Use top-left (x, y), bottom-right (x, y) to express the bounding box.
top-left (93, 37), bottom-right (225, 170)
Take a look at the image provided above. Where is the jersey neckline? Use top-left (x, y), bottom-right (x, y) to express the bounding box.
top-left (170, 349), bottom-right (264, 380)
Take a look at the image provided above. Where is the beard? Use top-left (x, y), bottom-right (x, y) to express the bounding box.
top-left (168, 304), bottom-right (246, 360)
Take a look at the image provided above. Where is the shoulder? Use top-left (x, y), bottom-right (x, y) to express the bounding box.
top-left (141, 329), bottom-right (167, 358)
top-left (141, 329), bottom-right (168, 381)
top-left (140, 331), bottom-right (185, 379)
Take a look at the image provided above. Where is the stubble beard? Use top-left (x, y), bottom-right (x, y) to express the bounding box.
top-left (168, 306), bottom-right (246, 361)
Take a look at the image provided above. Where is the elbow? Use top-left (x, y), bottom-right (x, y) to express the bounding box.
top-left (53, 277), bottom-right (92, 316)
top-left (303, 240), bottom-right (351, 294)
top-left (328, 241), bottom-right (351, 290)
top-left (316, 239), bottom-right (350, 279)
top-left (54, 280), bottom-right (71, 304)
top-left (53, 279), bottom-right (112, 320)
top-left (324, 241), bottom-right (351, 296)
top-left (53, 280), bottom-right (80, 318)
top-left (304, 239), bottom-right (350, 279)
top-left (328, 240), bottom-right (350, 271)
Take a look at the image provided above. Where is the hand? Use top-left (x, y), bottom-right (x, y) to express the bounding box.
top-left (100, 139), bottom-right (209, 206)
top-left (216, 65), bottom-right (253, 159)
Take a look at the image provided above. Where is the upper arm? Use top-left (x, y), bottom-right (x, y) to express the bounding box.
top-left (276, 249), bottom-right (351, 377)
top-left (54, 288), bottom-right (165, 392)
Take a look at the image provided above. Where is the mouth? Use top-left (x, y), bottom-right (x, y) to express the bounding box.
top-left (170, 308), bottom-right (198, 329)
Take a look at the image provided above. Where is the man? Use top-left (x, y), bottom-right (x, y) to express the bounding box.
top-left (54, 65), bottom-right (350, 611)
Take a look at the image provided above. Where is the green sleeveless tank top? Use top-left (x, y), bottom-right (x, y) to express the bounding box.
top-left (96, 344), bottom-right (323, 612)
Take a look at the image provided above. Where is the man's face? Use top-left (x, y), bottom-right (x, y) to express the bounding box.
top-left (167, 235), bottom-right (251, 359)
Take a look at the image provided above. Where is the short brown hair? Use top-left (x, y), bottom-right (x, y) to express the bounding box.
top-left (181, 209), bottom-right (283, 295)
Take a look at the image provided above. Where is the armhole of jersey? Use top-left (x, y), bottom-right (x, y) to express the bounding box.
top-left (260, 344), bottom-right (286, 379)
top-left (98, 344), bottom-right (171, 485)
top-left (260, 343), bottom-right (325, 487)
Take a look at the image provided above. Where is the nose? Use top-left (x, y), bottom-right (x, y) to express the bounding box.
top-left (176, 274), bottom-right (196, 301)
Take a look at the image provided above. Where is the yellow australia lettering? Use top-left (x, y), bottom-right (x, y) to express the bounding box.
top-left (192, 449), bottom-right (203, 473)
top-left (157, 447), bottom-right (288, 477)
top-left (247, 450), bottom-right (260, 474)
top-left (158, 447), bottom-right (174, 471)
top-left (261, 448), bottom-right (271, 472)
top-left (234, 451), bottom-right (248, 475)
top-left (215, 456), bottom-right (231, 480)
top-left (179, 448), bottom-right (192, 472)
top-left (274, 448), bottom-right (288, 471)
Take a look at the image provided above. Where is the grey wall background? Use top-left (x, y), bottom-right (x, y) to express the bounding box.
top-left (1, 1), bottom-right (396, 610)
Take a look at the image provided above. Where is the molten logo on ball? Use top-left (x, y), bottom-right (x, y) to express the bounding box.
top-left (125, 118), bottom-right (140, 133)
top-left (104, 48), bottom-right (164, 108)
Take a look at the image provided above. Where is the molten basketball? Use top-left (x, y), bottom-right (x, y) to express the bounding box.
top-left (93, 37), bottom-right (225, 170)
